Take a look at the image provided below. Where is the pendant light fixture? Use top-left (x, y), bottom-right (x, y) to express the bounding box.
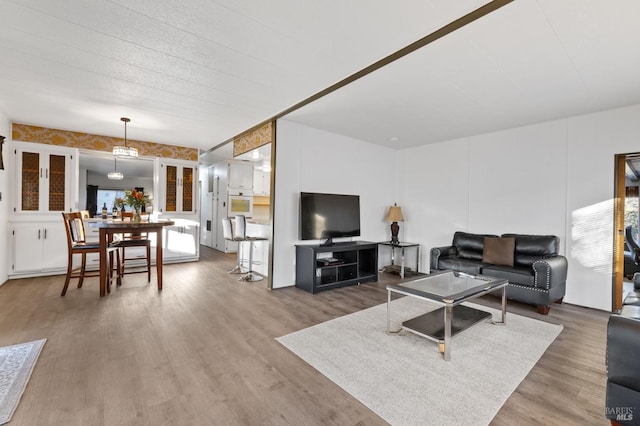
top-left (108, 157), bottom-right (124, 180)
top-left (112, 117), bottom-right (138, 159)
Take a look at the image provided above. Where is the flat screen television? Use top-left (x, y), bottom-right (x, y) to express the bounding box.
top-left (300, 192), bottom-right (361, 245)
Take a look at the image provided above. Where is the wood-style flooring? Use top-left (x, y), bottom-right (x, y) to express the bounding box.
top-left (0, 246), bottom-right (610, 425)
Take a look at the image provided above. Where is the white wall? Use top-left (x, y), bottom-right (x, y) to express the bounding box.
top-left (565, 105), bottom-right (640, 309)
top-left (272, 120), bottom-right (397, 288)
top-left (397, 137), bottom-right (471, 253)
top-left (0, 113), bottom-right (9, 285)
top-left (398, 103), bottom-right (640, 312)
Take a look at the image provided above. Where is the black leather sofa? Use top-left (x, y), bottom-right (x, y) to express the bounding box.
top-left (606, 276), bottom-right (640, 425)
top-left (430, 231), bottom-right (568, 314)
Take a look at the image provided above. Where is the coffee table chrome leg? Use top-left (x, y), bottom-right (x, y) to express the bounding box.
top-left (492, 285), bottom-right (507, 325)
top-left (387, 290), bottom-right (401, 334)
top-left (443, 304), bottom-right (452, 361)
top-left (387, 290), bottom-right (391, 333)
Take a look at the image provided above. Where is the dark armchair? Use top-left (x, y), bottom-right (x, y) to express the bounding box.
top-left (624, 226), bottom-right (640, 279)
top-left (606, 280), bottom-right (640, 425)
top-left (606, 315), bottom-right (640, 425)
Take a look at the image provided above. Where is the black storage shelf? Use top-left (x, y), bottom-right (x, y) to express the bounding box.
top-left (295, 241), bottom-right (378, 294)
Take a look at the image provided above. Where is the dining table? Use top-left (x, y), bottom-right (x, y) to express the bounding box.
top-left (95, 219), bottom-right (175, 297)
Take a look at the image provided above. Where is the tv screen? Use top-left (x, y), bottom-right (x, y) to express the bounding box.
top-left (300, 192), bottom-right (361, 243)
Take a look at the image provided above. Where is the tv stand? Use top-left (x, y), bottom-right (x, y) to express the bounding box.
top-left (295, 241), bottom-right (378, 294)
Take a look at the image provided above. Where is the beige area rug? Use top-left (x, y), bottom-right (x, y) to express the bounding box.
top-left (0, 339), bottom-right (46, 425)
top-left (277, 297), bottom-right (562, 426)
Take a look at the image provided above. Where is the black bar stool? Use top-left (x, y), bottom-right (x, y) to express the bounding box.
top-left (234, 215), bottom-right (267, 282)
top-left (222, 218), bottom-right (245, 274)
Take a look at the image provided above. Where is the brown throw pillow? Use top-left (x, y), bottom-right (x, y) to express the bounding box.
top-left (483, 237), bottom-right (515, 266)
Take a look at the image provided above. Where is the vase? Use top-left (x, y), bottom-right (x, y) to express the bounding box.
top-left (133, 206), bottom-right (142, 223)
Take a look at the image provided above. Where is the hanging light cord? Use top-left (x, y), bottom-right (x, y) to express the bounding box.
top-left (121, 117), bottom-right (130, 147)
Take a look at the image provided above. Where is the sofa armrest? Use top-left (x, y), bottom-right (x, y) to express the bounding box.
top-left (607, 315), bottom-right (640, 385)
top-left (606, 315), bottom-right (640, 422)
top-left (532, 255), bottom-right (568, 290)
top-left (430, 245), bottom-right (456, 271)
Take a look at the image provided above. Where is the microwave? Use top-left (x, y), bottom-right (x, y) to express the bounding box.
top-left (228, 194), bottom-right (253, 217)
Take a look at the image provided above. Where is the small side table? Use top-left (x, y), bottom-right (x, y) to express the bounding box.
top-left (378, 242), bottom-right (420, 279)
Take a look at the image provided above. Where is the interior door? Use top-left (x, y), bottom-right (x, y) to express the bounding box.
top-left (614, 154), bottom-right (626, 312)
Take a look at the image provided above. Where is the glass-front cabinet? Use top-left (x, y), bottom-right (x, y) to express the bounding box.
top-left (160, 160), bottom-right (197, 214)
top-left (14, 143), bottom-right (74, 214)
top-left (10, 142), bottom-right (76, 277)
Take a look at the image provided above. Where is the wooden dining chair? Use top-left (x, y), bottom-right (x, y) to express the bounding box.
top-left (117, 212), bottom-right (152, 281)
top-left (61, 212), bottom-right (121, 296)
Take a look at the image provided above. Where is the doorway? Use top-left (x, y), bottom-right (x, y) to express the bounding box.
top-left (199, 142), bottom-right (275, 289)
top-left (613, 153), bottom-right (640, 311)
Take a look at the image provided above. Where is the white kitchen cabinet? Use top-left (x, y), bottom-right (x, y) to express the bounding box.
top-left (12, 223), bottom-right (68, 274)
top-left (228, 160), bottom-right (253, 191)
top-left (160, 161), bottom-right (198, 214)
top-left (163, 220), bottom-right (200, 262)
top-left (14, 143), bottom-right (75, 214)
top-left (253, 169), bottom-right (270, 196)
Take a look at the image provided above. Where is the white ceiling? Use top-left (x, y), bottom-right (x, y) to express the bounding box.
top-left (285, 0), bottom-right (640, 149)
top-left (0, 1), bottom-right (639, 153)
top-left (0, 0), bottom-right (491, 151)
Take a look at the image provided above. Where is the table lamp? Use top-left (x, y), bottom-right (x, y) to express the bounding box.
top-left (385, 204), bottom-right (404, 245)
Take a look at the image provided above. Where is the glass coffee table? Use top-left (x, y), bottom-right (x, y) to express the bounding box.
top-left (387, 270), bottom-right (508, 361)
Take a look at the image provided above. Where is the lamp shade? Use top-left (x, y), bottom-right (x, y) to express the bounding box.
top-left (113, 117), bottom-right (138, 159)
top-left (108, 157), bottom-right (123, 180)
top-left (385, 205), bottom-right (404, 222)
top-left (112, 145), bottom-right (138, 158)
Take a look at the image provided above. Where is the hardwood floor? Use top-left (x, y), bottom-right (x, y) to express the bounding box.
top-left (0, 246), bottom-right (610, 425)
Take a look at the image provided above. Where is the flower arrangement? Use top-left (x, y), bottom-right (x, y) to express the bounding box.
top-left (114, 197), bottom-right (126, 209)
top-left (124, 189), bottom-right (149, 209)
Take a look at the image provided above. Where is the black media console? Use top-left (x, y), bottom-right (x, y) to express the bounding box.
top-left (295, 241), bottom-right (378, 294)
